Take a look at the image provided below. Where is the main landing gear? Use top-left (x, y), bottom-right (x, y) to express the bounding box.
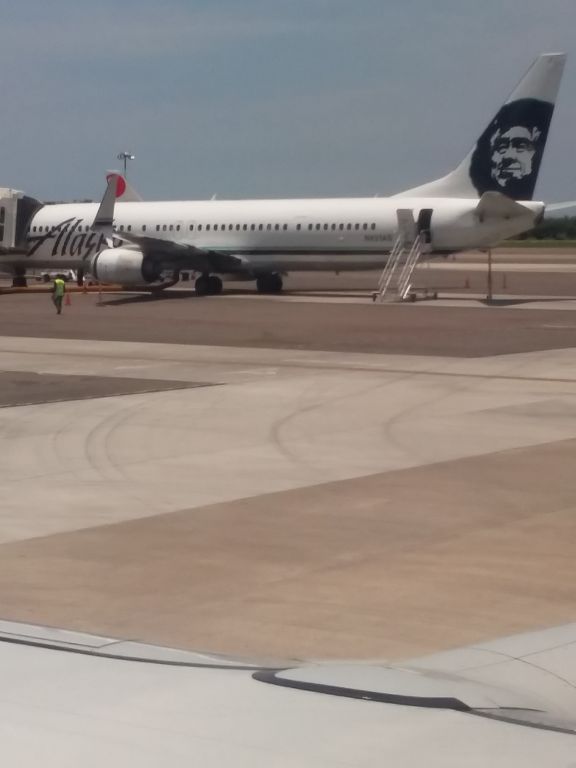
top-left (195, 274), bottom-right (223, 296)
top-left (256, 273), bottom-right (283, 294)
top-left (12, 266), bottom-right (27, 288)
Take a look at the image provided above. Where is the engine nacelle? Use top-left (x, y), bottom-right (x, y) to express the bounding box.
top-left (88, 247), bottom-right (161, 285)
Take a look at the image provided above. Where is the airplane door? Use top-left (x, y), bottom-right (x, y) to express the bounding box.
top-left (417, 208), bottom-right (433, 244)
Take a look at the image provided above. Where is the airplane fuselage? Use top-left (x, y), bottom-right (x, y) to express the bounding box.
top-left (15, 196), bottom-right (543, 275)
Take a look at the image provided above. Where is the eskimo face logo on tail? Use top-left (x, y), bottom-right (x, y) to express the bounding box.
top-left (469, 98), bottom-right (554, 200)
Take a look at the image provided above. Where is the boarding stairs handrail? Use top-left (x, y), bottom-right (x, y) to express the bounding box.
top-left (375, 232), bottom-right (425, 303)
top-left (375, 234), bottom-right (405, 301)
top-left (396, 233), bottom-right (424, 300)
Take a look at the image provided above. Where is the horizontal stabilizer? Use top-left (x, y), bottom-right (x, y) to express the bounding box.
top-left (546, 201), bottom-right (576, 213)
top-left (476, 191), bottom-right (533, 220)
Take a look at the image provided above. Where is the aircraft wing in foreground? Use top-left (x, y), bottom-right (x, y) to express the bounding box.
top-left (0, 619), bottom-right (575, 766)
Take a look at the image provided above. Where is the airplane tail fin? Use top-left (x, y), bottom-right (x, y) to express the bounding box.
top-left (105, 171), bottom-right (142, 202)
top-left (396, 53), bottom-right (566, 201)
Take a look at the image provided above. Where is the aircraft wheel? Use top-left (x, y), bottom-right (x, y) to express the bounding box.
top-left (256, 273), bottom-right (283, 294)
top-left (208, 275), bottom-right (223, 295)
top-left (195, 275), bottom-right (210, 296)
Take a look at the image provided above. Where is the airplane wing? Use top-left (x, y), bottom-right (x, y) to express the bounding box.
top-left (117, 229), bottom-right (249, 273)
top-left (0, 618), bottom-right (575, 766)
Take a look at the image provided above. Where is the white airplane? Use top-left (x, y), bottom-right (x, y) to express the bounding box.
top-left (0, 53), bottom-right (568, 295)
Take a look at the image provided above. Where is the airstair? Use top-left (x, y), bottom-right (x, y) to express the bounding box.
top-left (374, 209), bottom-right (426, 303)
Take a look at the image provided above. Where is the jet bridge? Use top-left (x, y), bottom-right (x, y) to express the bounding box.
top-left (0, 188), bottom-right (43, 285)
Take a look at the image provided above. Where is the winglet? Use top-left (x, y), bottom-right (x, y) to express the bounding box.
top-left (91, 174), bottom-right (117, 246)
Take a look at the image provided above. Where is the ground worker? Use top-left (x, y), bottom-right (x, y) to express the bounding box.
top-left (52, 275), bottom-right (66, 314)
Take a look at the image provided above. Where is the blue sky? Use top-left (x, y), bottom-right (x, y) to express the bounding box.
top-left (2, 0), bottom-right (576, 201)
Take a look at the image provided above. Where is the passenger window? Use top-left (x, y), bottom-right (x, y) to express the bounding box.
top-left (354, 223), bottom-right (360, 230)
top-left (250, 224), bottom-right (255, 231)
top-left (362, 223), bottom-right (368, 230)
top-left (162, 224), bottom-right (167, 231)
top-left (315, 223), bottom-right (321, 230)
top-left (142, 225), bottom-right (147, 232)
top-left (331, 223), bottom-right (336, 230)
top-left (236, 224), bottom-right (241, 230)
top-left (308, 224), bottom-right (313, 231)
top-left (296, 224), bottom-right (301, 231)
top-left (346, 223), bottom-right (352, 230)
top-left (339, 223), bottom-right (344, 230)
top-left (273, 224), bottom-right (279, 230)
top-left (176, 224), bottom-right (180, 231)
top-left (242, 224), bottom-right (247, 231)
top-left (267, 223), bottom-right (272, 230)
top-left (258, 224), bottom-right (263, 231)
top-left (127, 225), bottom-right (132, 232)
top-left (283, 224), bottom-right (288, 230)
top-left (198, 224), bottom-right (203, 231)
top-left (206, 224), bottom-right (211, 231)
top-left (323, 223), bottom-right (328, 230)
top-left (214, 224), bottom-right (218, 231)
top-left (189, 224), bottom-right (194, 231)
top-left (371, 223), bottom-right (376, 230)
top-left (156, 224), bottom-right (160, 231)
top-left (229, 224), bottom-right (234, 230)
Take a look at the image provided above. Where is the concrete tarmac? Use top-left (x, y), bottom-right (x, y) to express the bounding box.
top-left (0, 260), bottom-right (576, 661)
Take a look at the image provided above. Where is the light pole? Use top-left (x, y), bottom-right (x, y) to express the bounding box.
top-left (117, 152), bottom-right (135, 178)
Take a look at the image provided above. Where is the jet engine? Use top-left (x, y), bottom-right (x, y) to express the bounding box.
top-left (88, 247), bottom-right (161, 285)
